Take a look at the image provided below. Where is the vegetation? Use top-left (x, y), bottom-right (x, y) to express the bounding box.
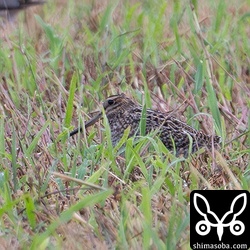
top-left (0, 0), bottom-right (249, 249)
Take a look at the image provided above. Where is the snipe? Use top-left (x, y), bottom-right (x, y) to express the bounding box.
top-left (70, 93), bottom-right (221, 157)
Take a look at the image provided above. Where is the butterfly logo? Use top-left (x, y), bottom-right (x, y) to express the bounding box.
top-left (193, 193), bottom-right (247, 241)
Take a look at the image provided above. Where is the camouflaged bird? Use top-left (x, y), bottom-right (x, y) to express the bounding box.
top-left (70, 93), bottom-right (221, 157)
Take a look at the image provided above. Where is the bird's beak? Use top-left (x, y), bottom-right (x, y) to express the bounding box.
top-left (85, 111), bottom-right (102, 127)
top-left (69, 111), bottom-right (102, 137)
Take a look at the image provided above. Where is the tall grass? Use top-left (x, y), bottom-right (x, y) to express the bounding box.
top-left (0, 0), bottom-right (249, 248)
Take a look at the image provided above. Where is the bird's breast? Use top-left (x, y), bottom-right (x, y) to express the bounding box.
top-left (106, 110), bottom-right (141, 145)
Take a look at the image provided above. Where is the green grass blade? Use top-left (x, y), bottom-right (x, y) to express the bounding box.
top-left (35, 15), bottom-right (63, 57)
top-left (0, 119), bottom-right (5, 161)
top-left (25, 120), bottom-right (50, 157)
top-left (64, 72), bottom-right (77, 128)
top-left (194, 60), bottom-right (204, 94)
top-left (140, 104), bottom-right (147, 136)
top-left (205, 76), bottom-right (222, 135)
top-left (11, 127), bottom-right (18, 192)
top-left (31, 190), bottom-right (112, 249)
top-left (24, 194), bottom-right (36, 230)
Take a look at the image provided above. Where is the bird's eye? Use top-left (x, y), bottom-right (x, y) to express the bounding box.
top-left (108, 99), bottom-right (114, 105)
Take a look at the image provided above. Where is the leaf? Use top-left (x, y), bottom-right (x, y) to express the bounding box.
top-left (24, 194), bottom-right (36, 230)
top-left (31, 190), bottom-right (112, 249)
top-left (25, 120), bottom-right (50, 157)
top-left (11, 128), bottom-right (18, 192)
top-left (194, 60), bottom-right (204, 94)
top-left (35, 15), bottom-right (63, 56)
top-left (205, 76), bottom-right (222, 135)
top-left (64, 72), bottom-right (77, 128)
top-left (140, 104), bottom-right (147, 136)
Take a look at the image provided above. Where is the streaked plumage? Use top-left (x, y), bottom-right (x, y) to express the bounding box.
top-left (70, 93), bottom-right (221, 157)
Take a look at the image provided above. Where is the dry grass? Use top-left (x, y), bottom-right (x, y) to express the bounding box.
top-left (0, 0), bottom-right (249, 249)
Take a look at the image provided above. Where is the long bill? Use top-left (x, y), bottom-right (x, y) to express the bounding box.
top-left (69, 111), bottom-right (102, 137)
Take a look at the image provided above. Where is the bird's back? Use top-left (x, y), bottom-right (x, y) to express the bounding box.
top-left (104, 96), bottom-right (220, 157)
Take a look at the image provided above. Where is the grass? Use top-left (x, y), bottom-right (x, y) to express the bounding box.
top-left (0, 0), bottom-right (249, 249)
